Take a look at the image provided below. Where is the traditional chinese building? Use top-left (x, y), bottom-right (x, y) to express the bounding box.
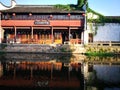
top-left (1, 5), bottom-right (85, 44)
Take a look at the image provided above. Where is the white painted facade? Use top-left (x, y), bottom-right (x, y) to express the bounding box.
top-left (94, 23), bottom-right (120, 42)
top-left (84, 23), bottom-right (120, 44)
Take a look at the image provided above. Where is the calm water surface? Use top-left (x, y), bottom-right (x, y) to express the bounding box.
top-left (0, 53), bottom-right (83, 90)
top-left (84, 56), bottom-right (120, 90)
top-left (0, 53), bottom-right (120, 90)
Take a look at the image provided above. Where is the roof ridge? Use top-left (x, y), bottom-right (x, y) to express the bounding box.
top-left (16, 4), bottom-right (54, 8)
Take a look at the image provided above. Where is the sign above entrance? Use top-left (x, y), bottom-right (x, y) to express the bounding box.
top-left (34, 20), bottom-right (50, 25)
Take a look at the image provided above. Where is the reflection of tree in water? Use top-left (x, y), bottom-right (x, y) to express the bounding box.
top-left (57, 54), bottom-right (72, 63)
top-left (86, 56), bottom-right (120, 64)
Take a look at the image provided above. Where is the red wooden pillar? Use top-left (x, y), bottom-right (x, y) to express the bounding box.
top-left (51, 27), bottom-right (54, 44)
top-left (14, 26), bottom-right (17, 43)
top-left (31, 26), bottom-right (33, 39)
top-left (68, 27), bottom-right (71, 41)
top-left (14, 26), bottom-right (17, 38)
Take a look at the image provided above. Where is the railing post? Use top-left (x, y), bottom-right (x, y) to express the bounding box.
top-left (109, 41), bottom-right (112, 46)
top-left (51, 27), bottom-right (54, 44)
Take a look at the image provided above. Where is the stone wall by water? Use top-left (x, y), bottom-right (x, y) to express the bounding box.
top-left (0, 44), bottom-right (86, 54)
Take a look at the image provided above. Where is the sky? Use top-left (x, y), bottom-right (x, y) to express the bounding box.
top-left (0, 0), bottom-right (120, 16)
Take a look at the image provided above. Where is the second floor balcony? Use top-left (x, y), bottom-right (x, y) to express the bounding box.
top-left (2, 14), bottom-right (84, 20)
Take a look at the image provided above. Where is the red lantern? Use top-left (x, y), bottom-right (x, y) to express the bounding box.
top-left (29, 13), bottom-right (32, 16)
top-left (68, 13), bottom-right (71, 17)
top-left (13, 13), bottom-right (16, 16)
top-left (82, 13), bottom-right (85, 16)
top-left (50, 14), bottom-right (53, 18)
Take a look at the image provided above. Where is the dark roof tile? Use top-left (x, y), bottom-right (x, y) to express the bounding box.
top-left (2, 5), bottom-right (84, 14)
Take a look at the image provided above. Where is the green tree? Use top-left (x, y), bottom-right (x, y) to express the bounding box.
top-left (54, 4), bottom-right (71, 11)
top-left (77, 0), bottom-right (84, 8)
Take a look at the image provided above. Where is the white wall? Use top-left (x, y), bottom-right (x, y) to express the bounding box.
top-left (93, 23), bottom-right (120, 42)
top-left (83, 30), bottom-right (89, 44)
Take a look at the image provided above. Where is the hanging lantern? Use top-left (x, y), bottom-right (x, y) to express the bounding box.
top-left (12, 13), bottom-right (16, 16)
top-left (68, 13), bottom-right (71, 17)
top-left (49, 14), bottom-right (53, 18)
top-left (82, 13), bottom-right (85, 16)
top-left (29, 13), bottom-right (32, 16)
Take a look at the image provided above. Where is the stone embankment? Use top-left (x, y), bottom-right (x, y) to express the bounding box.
top-left (0, 43), bottom-right (86, 54)
top-left (86, 41), bottom-right (120, 54)
top-left (86, 45), bottom-right (120, 54)
top-left (0, 43), bottom-right (120, 54)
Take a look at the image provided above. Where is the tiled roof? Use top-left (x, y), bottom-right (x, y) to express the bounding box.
top-left (2, 5), bottom-right (84, 14)
top-left (105, 16), bottom-right (120, 18)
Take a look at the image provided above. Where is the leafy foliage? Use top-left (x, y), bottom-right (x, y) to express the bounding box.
top-left (54, 0), bottom-right (87, 11)
top-left (54, 4), bottom-right (72, 11)
top-left (85, 52), bottom-right (114, 57)
top-left (87, 8), bottom-right (105, 23)
top-left (87, 5), bottom-right (120, 23)
top-left (54, 0), bottom-right (120, 23)
top-left (104, 16), bottom-right (120, 23)
top-left (77, 0), bottom-right (84, 8)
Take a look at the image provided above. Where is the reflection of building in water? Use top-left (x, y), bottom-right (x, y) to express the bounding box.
top-left (83, 63), bottom-right (94, 82)
top-left (83, 63), bottom-right (88, 79)
top-left (4, 53), bottom-right (86, 63)
top-left (0, 61), bottom-right (82, 88)
top-left (0, 62), bottom-right (3, 78)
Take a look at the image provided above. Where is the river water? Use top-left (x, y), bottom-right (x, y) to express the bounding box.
top-left (84, 63), bottom-right (120, 90)
top-left (0, 53), bottom-right (120, 90)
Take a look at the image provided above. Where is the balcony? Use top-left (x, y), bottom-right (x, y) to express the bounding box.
top-left (2, 14), bottom-right (84, 20)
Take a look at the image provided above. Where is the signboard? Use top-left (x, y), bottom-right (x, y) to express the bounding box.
top-left (34, 20), bottom-right (50, 25)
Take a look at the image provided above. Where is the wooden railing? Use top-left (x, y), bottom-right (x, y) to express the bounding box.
top-left (3, 14), bottom-right (84, 20)
top-left (70, 39), bottom-right (81, 44)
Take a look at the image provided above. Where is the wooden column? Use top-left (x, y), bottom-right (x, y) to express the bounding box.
top-left (31, 26), bottom-right (33, 39)
top-left (14, 26), bottom-right (17, 43)
top-left (51, 27), bottom-right (54, 44)
top-left (14, 26), bottom-right (17, 37)
top-left (68, 27), bottom-right (71, 41)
